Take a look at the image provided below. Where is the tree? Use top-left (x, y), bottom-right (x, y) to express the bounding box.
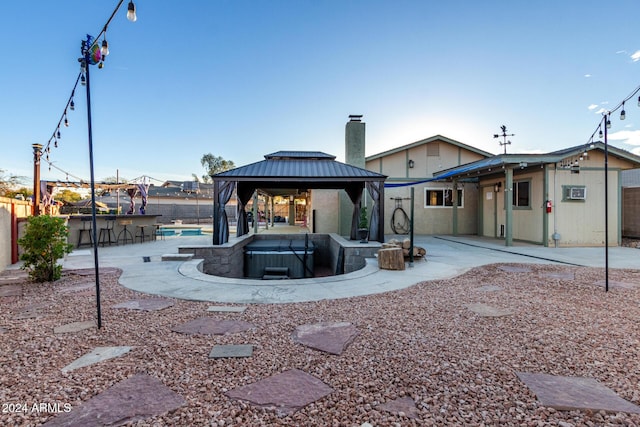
top-left (0, 169), bottom-right (24, 196)
top-left (5, 187), bottom-right (33, 199)
top-left (200, 154), bottom-right (235, 182)
top-left (56, 189), bottom-right (82, 204)
top-left (101, 176), bottom-right (128, 184)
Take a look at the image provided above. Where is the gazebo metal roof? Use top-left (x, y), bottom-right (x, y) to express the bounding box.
top-left (211, 151), bottom-right (387, 244)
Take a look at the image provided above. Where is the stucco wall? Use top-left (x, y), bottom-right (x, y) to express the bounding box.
top-left (0, 197), bottom-right (31, 272)
top-left (311, 189), bottom-right (340, 234)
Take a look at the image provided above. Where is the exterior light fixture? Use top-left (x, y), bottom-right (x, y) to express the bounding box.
top-left (620, 102), bottom-right (626, 120)
top-left (606, 117), bottom-right (611, 129)
top-left (101, 39), bottom-right (109, 56)
top-left (70, 99), bottom-right (75, 110)
top-left (598, 128), bottom-right (603, 139)
top-left (127, 1), bottom-right (137, 22)
top-left (494, 182), bottom-right (501, 193)
top-left (408, 159), bottom-right (415, 168)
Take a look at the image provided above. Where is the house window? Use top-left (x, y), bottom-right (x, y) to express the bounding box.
top-left (512, 180), bottom-right (530, 208)
top-left (425, 188), bottom-right (463, 207)
top-left (562, 185), bottom-right (587, 202)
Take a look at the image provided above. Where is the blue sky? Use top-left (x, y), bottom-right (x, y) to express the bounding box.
top-left (2, 1), bottom-right (640, 185)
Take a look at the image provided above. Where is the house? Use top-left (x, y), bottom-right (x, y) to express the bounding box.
top-left (430, 142), bottom-right (640, 246)
top-left (365, 135), bottom-right (493, 235)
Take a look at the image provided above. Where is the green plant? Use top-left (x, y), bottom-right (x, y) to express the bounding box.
top-left (18, 215), bottom-right (73, 282)
top-left (358, 206), bottom-right (368, 229)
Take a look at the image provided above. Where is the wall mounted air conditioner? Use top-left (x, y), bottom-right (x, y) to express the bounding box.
top-left (569, 187), bottom-right (586, 200)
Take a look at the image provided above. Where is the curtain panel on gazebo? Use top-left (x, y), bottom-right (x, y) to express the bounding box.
top-left (366, 181), bottom-right (382, 242)
top-left (213, 180), bottom-right (236, 244)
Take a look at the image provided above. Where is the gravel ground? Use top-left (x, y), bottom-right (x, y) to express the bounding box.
top-left (2, 263), bottom-right (640, 426)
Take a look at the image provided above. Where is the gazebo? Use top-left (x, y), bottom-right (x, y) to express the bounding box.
top-left (211, 151), bottom-right (387, 244)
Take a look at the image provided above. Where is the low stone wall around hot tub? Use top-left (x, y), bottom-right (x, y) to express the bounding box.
top-left (178, 233), bottom-right (381, 279)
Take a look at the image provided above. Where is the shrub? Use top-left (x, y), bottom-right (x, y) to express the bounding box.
top-left (359, 207), bottom-right (368, 229)
top-left (18, 215), bottom-right (73, 282)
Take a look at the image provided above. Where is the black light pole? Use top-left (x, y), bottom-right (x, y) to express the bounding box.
top-left (80, 35), bottom-right (103, 328)
top-left (604, 115), bottom-right (610, 292)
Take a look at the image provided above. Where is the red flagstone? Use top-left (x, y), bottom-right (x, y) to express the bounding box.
top-left (377, 396), bottom-right (420, 419)
top-left (292, 322), bottom-right (359, 355)
top-left (171, 317), bottom-right (254, 335)
top-left (43, 374), bottom-right (185, 426)
top-left (226, 369), bottom-right (333, 416)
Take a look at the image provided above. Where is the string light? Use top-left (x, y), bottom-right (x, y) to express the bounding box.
top-left (620, 102), bottom-right (626, 120)
top-left (38, 0), bottom-right (137, 179)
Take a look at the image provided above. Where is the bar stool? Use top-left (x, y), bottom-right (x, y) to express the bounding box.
top-left (135, 225), bottom-right (149, 243)
top-left (98, 215), bottom-right (117, 246)
top-left (153, 224), bottom-right (164, 241)
top-left (117, 219), bottom-right (134, 245)
top-left (77, 217), bottom-right (93, 248)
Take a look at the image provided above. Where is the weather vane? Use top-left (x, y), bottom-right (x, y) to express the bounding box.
top-left (493, 125), bottom-right (514, 154)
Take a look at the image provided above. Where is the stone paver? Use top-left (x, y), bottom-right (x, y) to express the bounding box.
top-left (226, 369), bottom-right (333, 416)
top-left (113, 298), bottom-right (175, 311)
top-left (477, 285), bottom-right (503, 292)
top-left (498, 265), bottom-right (532, 273)
top-left (54, 320), bottom-right (95, 334)
top-left (61, 346), bottom-right (132, 373)
top-left (292, 322), bottom-right (359, 355)
top-left (377, 396), bottom-right (420, 419)
top-left (0, 284), bottom-right (22, 297)
top-left (542, 272), bottom-right (575, 280)
top-left (58, 283), bottom-right (95, 293)
top-left (14, 302), bottom-right (48, 319)
top-left (207, 305), bottom-right (247, 313)
top-left (593, 280), bottom-right (638, 290)
top-left (43, 374), bottom-right (185, 426)
top-left (171, 318), bottom-right (254, 335)
top-left (517, 372), bottom-right (640, 414)
top-left (467, 303), bottom-right (514, 317)
top-left (209, 344), bottom-right (254, 359)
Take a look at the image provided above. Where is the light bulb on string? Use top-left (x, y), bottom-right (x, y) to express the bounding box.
top-left (606, 116), bottom-right (611, 129)
top-left (98, 61), bottom-right (104, 69)
top-left (70, 99), bottom-right (75, 111)
top-left (81, 74), bottom-right (86, 86)
top-left (57, 129), bottom-right (61, 139)
top-left (101, 38), bottom-right (109, 57)
top-left (127, 1), bottom-right (137, 22)
top-left (598, 127), bottom-right (603, 139)
top-left (620, 102), bottom-right (626, 120)
top-left (54, 139), bottom-right (58, 148)
top-left (64, 115), bottom-right (69, 127)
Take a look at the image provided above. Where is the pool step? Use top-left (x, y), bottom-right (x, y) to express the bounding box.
top-left (161, 253), bottom-right (194, 262)
top-left (263, 266), bottom-right (289, 280)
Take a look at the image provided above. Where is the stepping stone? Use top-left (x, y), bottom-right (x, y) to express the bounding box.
top-left (59, 283), bottom-right (94, 293)
top-left (14, 302), bottom-right (49, 319)
top-left (0, 284), bottom-right (22, 297)
top-left (42, 374), bottom-right (185, 426)
top-left (498, 265), bottom-right (532, 273)
top-left (209, 344), bottom-right (254, 359)
top-left (66, 250), bottom-right (92, 257)
top-left (171, 318), bottom-right (254, 335)
top-left (593, 280), bottom-right (638, 290)
top-left (467, 303), bottom-right (513, 317)
top-left (292, 322), bottom-right (359, 355)
top-left (61, 346), bottom-right (132, 373)
top-left (477, 285), bottom-right (502, 292)
top-left (207, 305), bottom-right (247, 313)
top-left (0, 275), bottom-right (27, 285)
top-left (542, 272), bottom-right (575, 280)
top-left (113, 298), bottom-right (175, 311)
top-left (517, 372), bottom-right (640, 414)
top-left (377, 396), bottom-right (420, 419)
top-left (226, 369), bottom-right (333, 416)
top-left (54, 320), bottom-right (95, 334)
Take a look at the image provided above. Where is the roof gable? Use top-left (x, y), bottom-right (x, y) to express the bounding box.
top-left (366, 135), bottom-right (494, 161)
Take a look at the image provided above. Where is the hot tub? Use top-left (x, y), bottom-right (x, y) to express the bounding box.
top-left (244, 239), bottom-right (315, 279)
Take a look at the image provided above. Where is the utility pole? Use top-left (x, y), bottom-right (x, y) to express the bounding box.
top-left (32, 143), bottom-right (43, 216)
top-left (493, 125), bottom-right (514, 154)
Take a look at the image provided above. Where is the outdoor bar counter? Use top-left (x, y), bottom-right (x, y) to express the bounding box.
top-left (65, 215), bottom-right (161, 248)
